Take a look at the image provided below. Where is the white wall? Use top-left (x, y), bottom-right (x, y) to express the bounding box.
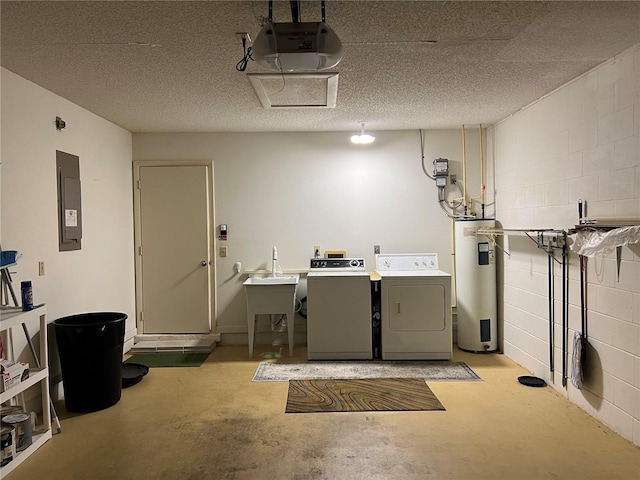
top-left (1, 69), bottom-right (136, 390)
top-left (133, 129), bottom-right (488, 342)
top-left (489, 44), bottom-right (640, 445)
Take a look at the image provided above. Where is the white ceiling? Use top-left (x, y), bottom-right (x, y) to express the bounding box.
top-left (1, 1), bottom-right (639, 133)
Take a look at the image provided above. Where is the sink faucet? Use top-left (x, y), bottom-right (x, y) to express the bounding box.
top-left (272, 246), bottom-right (278, 277)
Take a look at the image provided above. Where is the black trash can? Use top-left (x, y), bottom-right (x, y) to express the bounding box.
top-left (54, 312), bottom-right (127, 413)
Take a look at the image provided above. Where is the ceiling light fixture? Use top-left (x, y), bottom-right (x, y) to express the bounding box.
top-left (350, 122), bottom-right (375, 144)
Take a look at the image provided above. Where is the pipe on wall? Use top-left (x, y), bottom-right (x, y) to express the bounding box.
top-left (479, 124), bottom-right (485, 218)
top-left (461, 125), bottom-right (468, 215)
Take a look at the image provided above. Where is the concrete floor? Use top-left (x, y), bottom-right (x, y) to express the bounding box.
top-left (9, 345), bottom-right (640, 480)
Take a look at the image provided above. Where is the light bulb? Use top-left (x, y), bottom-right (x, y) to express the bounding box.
top-left (350, 122), bottom-right (375, 144)
top-left (350, 134), bottom-right (375, 144)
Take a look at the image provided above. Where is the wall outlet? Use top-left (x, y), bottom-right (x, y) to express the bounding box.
top-left (313, 245), bottom-right (321, 258)
top-left (38, 261), bottom-right (45, 276)
top-left (374, 245), bottom-right (380, 254)
top-left (450, 174), bottom-right (457, 184)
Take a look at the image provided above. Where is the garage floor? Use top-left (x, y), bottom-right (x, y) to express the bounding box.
top-left (11, 346), bottom-right (640, 480)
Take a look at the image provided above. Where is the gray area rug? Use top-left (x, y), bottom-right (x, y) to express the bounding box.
top-left (252, 361), bottom-right (481, 382)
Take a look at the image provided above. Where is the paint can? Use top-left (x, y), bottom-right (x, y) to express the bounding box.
top-left (0, 405), bottom-right (25, 418)
top-left (1, 413), bottom-right (32, 451)
top-left (0, 425), bottom-right (15, 466)
top-left (1, 406), bottom-right (37, 432)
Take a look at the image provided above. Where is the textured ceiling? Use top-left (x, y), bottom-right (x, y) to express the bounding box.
top-left (1, 1), bottom-right (639, 133)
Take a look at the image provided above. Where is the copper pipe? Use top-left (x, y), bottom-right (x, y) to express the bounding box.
top-left (479, 124), bottom-right (485, 218)
top-left (462, 125), bottom-right (468, 214)
top-left (479, 124), bottom-right (485, 204)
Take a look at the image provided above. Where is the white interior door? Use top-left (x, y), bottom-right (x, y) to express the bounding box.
top-left (136, 164), bottom-right (213, 334)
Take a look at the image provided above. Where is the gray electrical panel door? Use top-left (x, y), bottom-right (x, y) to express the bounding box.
top-left (56, 150), bottom-right (82, 251)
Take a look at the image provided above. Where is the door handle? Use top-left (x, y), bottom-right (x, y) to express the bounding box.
top-left (201, 260), bottom-right (208, 267)
top-left (396, 302), bottom-right (401, 314)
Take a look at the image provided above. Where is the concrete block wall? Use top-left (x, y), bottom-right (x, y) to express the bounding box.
top-left (490, 44), bottom-right (640, 445)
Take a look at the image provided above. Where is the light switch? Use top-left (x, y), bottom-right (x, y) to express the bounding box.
top-left (220, 246), bottom-right (228, 257)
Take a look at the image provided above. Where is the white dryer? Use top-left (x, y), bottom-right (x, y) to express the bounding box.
top-left (376, 253), bottom-right (452, 360)
top-left (307, 258), bottom-right (372, 360)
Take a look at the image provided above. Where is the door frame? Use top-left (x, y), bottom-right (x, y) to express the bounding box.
top-left (132, 160), bottom-right (217, 336)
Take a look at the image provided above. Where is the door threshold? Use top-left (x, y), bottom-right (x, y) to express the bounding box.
top-left (130, 334), bottom-right (218, 354)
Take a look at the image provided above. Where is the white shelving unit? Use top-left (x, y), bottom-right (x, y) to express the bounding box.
top-left (0, 305), bottom-right (52, 476)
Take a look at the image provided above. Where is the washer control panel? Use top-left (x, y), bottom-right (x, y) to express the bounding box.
top-left (375, 253), bottom-right (439, 271)
top-left (310, 258), bottom-right (365, 270)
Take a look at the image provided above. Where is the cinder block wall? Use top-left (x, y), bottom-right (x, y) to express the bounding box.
top-left (490, 44), bottom-right (640, 445)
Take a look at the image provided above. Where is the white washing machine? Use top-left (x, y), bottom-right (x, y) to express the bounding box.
top-left (376, 253), bottom-right (452, 360)
top-left (306, 258), bottom-right (372, 360)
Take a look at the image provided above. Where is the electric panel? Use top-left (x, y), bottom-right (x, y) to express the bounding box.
top-left (56, 151), bottom-right (82, 251)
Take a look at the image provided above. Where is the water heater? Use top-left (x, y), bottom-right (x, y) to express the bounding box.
top-left (455, 219), bottom-right (498, 352)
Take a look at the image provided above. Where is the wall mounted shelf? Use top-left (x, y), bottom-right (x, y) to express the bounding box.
top-left (477, 227), bottom-right (566, 260)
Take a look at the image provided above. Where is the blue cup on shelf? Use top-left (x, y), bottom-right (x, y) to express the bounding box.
top-left (1, 250), bottom-right (19, 267)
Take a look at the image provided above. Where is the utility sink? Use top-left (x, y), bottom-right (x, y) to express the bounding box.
top-left (243, 273), bottom-right (299, 359)
top-left (243, 275), bottom-right (299, 285)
